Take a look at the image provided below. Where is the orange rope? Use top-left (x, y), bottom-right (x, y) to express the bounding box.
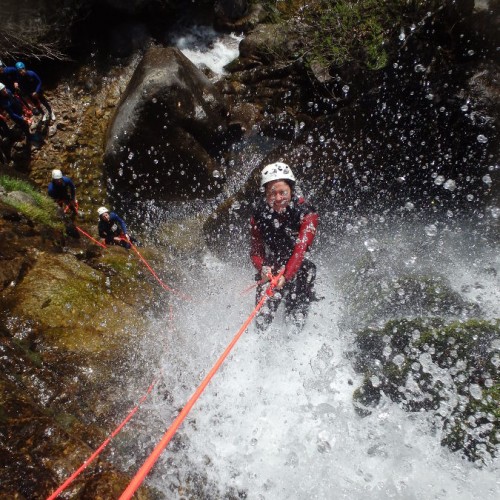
top-left (46, 375), bottom-right (161, 500)
top-left (118, 269), bottom-right (285, 500)
top-left (75, 225), bottom-right (107, 248)
top-left (129, 242), bottom-right (192, 301)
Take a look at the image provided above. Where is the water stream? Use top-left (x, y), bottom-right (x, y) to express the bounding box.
top-left (125, 213), bottom-right (498, 500)
top-left (117, 26), bottom-right (499, 500)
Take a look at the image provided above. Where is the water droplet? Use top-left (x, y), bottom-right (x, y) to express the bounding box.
top-left (424, 224), bottom-right (438, 237)
top-left (128, 152), bottom-right (134, 160)
top-left (482, 174), bottom-right (492, 185)
top-left (469, 384), bottom-right (482, 400)
top-left (399, 31), bottom-right (405, 41)
top-left (342, 85), bottom-right (350, 94)
top-left (414, 64), bottom-right (426, 73)
top-left (477, 134), bottom-right (488, 143)
top-left (434, 175), bottom-right (445, 186)
top-left (491, 207), bottom-right (500, 219)
top-left (212, 170), bottom-right (220, 178)
top-left (443, 179), bottom-right (456, 191)
top-left (393, 354), bottom-right (405, 367)
top-left (364, 238), bottom-right (379, 252)
top-left (405, 202), bottom-right (415, 210)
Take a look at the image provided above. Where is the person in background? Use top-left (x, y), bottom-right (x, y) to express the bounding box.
top-left (47, 169), bottom-right (78, 216)
top-left (14, 61), bottom-right (55, 122)
top-left (0, 60), bottom-right (18, 93)
top-left (0, 82), bottom-right (31, 141)
top-left (250, 162), bottom-right (319, 332)
top-left (97, 206), bottom-right (134, 249)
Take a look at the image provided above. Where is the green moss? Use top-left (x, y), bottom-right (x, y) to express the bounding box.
top-left (0, 175), bottom-right (62, 229)
top-left (354, 316), bottom-right (499, 460)
top-left (415, 319), bottom-right (500, 370)
top-left (442, 382), bottom-right (500, 462)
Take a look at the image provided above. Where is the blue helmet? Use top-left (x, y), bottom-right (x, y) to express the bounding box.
top-left (15, 61), bottom-right (25, 70)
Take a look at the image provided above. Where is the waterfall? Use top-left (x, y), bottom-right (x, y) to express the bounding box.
top-left (116, 24), bottom-right (499, 500)
top-left (120, 213), bottom-right (497, 499)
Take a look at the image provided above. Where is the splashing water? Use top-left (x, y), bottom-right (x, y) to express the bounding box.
top-left (124, 213), bottom-right (499, 500)
top-left (169, 25), bottom-right (243, 76)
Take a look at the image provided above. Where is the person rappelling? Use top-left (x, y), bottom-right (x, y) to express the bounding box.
top-left (250, 162), bottom-right (319, 332)
top-left (47, 169), bottom-right (78, 216)
top-left (14, 61), bottom-right (55, 122)
top-left (0, 82), bottom-right (31, 142)
top-left (97, 206), bottom-right (135, 249)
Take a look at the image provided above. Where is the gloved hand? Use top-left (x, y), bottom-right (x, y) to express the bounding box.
top-left (260, 266), bottom-right (272, 282)
top-left (275, 275), bottom-right (286, 290)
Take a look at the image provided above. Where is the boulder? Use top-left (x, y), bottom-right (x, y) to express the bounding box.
top-left (215, 0), bottom-right (248, 20)
top-left (104, 46), bottom-right (239, 201)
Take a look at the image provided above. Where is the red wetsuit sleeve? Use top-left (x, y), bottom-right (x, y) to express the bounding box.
top-left (250, 216), bottom-right (265, 271)
top-left (284, 212), bottom-right (318, 281)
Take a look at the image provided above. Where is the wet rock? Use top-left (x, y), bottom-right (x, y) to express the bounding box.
top-left (215, 0), bottom-right (248, 20)
top-left (104, 46), bottom-right (239, 202)
top-left (6, 190), bottom-right (37, 206)
top-left (352, 317), bottom-right (500, 462)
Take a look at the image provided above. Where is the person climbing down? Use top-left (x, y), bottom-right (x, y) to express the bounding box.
top-left (0, 60), bottom-right (19, 93)
top-left (250, 162), bottom-right (319, 332)
top-left (0, 82), bottom-right (31, 141)
top-left (97, 207), bottom-right (136, 249)
top-left (14, 61), bottom-right (55, 122)
top-left (48, 169), bottom-right (78, 216)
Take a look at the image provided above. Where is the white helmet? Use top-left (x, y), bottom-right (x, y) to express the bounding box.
top-left (0, 83), bottom-right (5, 92)
top-left (52, 169), bottom-right (63, 180)
top-left (260, 162), bottom-right (295, 187)
top-left (97, 206), bottom-right (109, 216)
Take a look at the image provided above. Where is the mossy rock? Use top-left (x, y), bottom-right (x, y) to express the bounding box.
top-left (353, 317), bottom-right (500, 461)
top-left (344, 269), bottom-right (480, 325)
top-left (442, 382), bottom-right (499, 462)
top-left (4, 251), bottom-right (154, 353)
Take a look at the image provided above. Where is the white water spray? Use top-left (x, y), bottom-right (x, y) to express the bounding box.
top-left (125, 216), bottom-right (499, 500)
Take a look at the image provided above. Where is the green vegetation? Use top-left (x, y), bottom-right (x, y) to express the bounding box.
top-left (256, 0), bottom-right (447, 71)
top-left (0, 175), bottom-right (62, 228)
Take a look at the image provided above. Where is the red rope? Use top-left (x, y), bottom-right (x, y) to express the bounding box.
top-left (46, 375), bottom-right (161, 500)
top-left (118, 269), bottom-right (285, 500)
top-left (75, 225), bottom-right (107, 248)
top-left (129, 242), bottom-right (192, 301)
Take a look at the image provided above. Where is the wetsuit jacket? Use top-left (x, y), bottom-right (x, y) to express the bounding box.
top-left (0, 89), bottom-right (25, 122)
top-left (48, 177), bottom-right (76, 202)
top-left (250, 195), bottom-right (318, 282)
top-left (0, 67), bottom-right (18, 92)
top-left (98, 213), bottom-right (128, 243)
top-left (16, 70), bottom-right (43, 94)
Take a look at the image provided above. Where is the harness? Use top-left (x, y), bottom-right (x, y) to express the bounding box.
top-left (252, 196), bottom-right (315, 268)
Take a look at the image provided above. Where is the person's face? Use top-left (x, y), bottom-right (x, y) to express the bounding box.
top-left (19, 69), bottom-right (26, 76)
top-left (101, 212), bottom-right (110, 222)
top-left (265, 180), bottom-right (292, 213)
top-left (54, 178), bottom-right (63, 185)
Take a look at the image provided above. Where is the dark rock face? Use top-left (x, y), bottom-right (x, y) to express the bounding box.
top-left (104, 46), bottom-right (238, 201)
top-left (215, 0), bottom-right (248, 20)
top-left (0, 197), bottom-right (159, 497)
